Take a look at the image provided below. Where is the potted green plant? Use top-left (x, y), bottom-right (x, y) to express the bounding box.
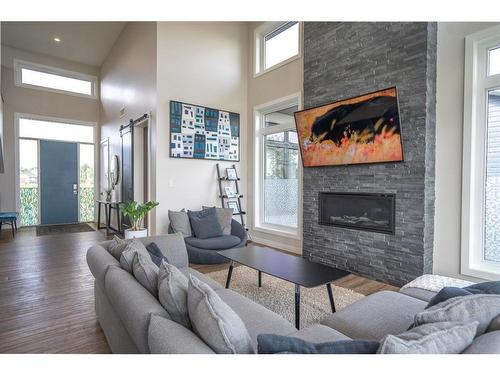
top-left (120, 200), bottom-right (159, 239)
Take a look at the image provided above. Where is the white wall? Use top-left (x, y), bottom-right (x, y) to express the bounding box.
top-left (0, 45), bottom-right (100, 212)
top-left (155, 22), bottom-right (248, 234)
top-left (434, 22), bottom-right (500, 280)
top-left (246, 22), bottom-right (304, 253)
top-left (99, 22), bottom-right (157, 230)
top-left (0, 22), bottom-right (4, 176)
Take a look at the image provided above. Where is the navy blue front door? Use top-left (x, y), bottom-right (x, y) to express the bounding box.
top-left (40, 140), bottom-right (79, 225)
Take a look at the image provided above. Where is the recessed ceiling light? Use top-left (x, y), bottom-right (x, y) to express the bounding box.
top-left (53, 37), bottom-right (61, 43)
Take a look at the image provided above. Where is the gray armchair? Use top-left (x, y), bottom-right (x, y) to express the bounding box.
top-left (170, 219), bottom-right (247, 264)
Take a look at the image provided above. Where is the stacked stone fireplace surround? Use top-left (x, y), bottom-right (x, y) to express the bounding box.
top-left (302, 22), bottom-right (437, 286)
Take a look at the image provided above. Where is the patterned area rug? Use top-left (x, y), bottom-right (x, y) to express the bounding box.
top-left (36, 223), bottom-right (95, 236)
top-left (207, 266), bottom-right (364, 328)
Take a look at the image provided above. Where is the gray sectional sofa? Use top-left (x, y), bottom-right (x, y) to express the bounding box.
top-left (86, 233), bottom-right (500, 354)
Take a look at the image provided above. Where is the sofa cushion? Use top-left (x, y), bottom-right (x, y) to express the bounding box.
top-left (414, 294), bottom-right (500, 335)
top-left (203, 206), bottom-right (233, 235)
top-left (108, 236), bottom-right (131, 260)
top-left (104, 266), bottom-right (170, 353)
top-left (132, 253), bottom-right (159, 296)
top-left (320, 291), bottom-right (427, 341)
top-left (462, 331), bottom-right (500, 354)
top-left (179, 267), bottom-right (223, 291)
top-left (168, 209), bottom-right (192, 237)
top-left (188, 275), bottom-right (255, 354)
top-left (145, 242), bottom-right (167, 267)
top-left (158, 261), bottom-right (190, 329)
top-left (427, 281), bottom-right (500, 308)
top-left (148, 315), bottom-right (214, 354)
top-left (187, 208), bottom-right (223, 239)
top-left (257, 334), bottom-right (379, 354)
top-left (139, 233), bottom-right (189, 269)
top-left (185, 235), bottom-right (241, 250)
top-left (287, 324), bottom-right (351, 343)
top-left (215, 288), bottom-right (296, 348)
top-left (119, 239), bottom-right (150, 273)
top-left (378, 321), bottom-right (478, 354)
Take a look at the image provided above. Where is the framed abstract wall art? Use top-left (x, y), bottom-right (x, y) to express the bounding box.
top-left (169, 100), bottom-right (240, 161)
top-left (294, 87), bottom-right (404, 167)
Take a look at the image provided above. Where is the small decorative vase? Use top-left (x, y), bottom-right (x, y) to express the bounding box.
top-left (110, 189), bottom-right (117, 202)
top-left (124, 228), bottom-right (148, 239)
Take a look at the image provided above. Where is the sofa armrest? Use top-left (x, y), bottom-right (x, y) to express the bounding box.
top-left (231, 219), bottom-right (247, 242)
top-left (86, 244), bottom-right (120, 286)
top-left (148, 315), bottom-right (215, 354)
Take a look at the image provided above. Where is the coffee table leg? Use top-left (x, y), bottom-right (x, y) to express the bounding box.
top-left (295, 284), bottom-right (300, 329)
top-left (326, 283), bottom-right (336, 313)
top-left (225, 261), bottom-right (234, 289)
top-left (258, 271), bottom-right (262, 287)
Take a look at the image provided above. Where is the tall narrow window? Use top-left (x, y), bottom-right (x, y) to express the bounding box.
top-left (255, 97), bottom-right (301, 234)
top-left (79, 144), bottom-right (95, 222)
top-left (462, 25), bottom-right (500, 279)
top-left (19, 139), bottom-right (39, 226)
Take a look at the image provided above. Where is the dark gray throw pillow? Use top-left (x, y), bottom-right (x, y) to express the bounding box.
top-left (146, 242), bottom-right (167, 266)
top-left (427, 281), bottom-right (500, 308)
top-left (187, 207), bottom-right (223, 239)
top-left (257, 334), bottom-right (379, 354)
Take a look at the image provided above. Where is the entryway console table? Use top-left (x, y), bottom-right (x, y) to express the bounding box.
top-left (97, 200), bottom-right (122, 236)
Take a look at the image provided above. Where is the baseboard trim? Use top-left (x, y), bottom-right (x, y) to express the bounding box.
top-left (249, 235), bottom-right (302, 255)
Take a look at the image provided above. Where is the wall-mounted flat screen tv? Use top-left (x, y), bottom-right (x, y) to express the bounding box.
top-left (294, 87), bottom-right (404, 167)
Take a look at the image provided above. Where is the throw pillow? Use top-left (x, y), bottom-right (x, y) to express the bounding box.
top-left (108, 235), bottom-right (130, 260)
top-left (119, 239), bottom-right (150, 273)
top-left (146, 242), bottom-right (167, 267)
top-left (187, 207), bottom-right (223, 239)
top-left (203, 206), bottom-right (233, 235)
top-left (427, 281), bottom-right (500, 308)
top-left (187, 275), bottom-right (254, 354)
top-left (168, 209), bottom-right (192, 237)
top-left (257, 335), bottom-right (379, 354)
top-left (132, 253), bottom-right (159, 296)
top-left (378, 321), bottom-right (479, 354)
top-left (414, 294), bottom-right (500, 335)
top-left (488, 313), bottom-right (500, 332)
top-left (157, 260), bottom-right (191, 329)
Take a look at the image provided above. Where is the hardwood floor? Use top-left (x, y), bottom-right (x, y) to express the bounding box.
top-left (0, 227), bottom-right (397, 353)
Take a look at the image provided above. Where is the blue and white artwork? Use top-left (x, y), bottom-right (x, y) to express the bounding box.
top-left (170, 100), bottom-right (240, 161)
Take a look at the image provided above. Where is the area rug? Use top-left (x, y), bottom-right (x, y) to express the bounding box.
top-left (36, 223), bottom-right (95, 236)
top-left (207, 266), bottom-right (364, 328)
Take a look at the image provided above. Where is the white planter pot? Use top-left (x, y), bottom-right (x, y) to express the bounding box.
top-left (124, 228), bottom-right (148, 239)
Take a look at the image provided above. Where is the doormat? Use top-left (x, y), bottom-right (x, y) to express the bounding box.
top-left (36, 223), bottom-right (95, 236)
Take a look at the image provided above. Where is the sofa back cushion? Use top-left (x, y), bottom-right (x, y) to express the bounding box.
top-left (462, 330), bottom-right (500, 354)
top-left (132, 253), bottom-right (159, 296)
top-left (139, 233), bottom-right (189, 269)
top-left (187, 208), bottom-right (223, 239)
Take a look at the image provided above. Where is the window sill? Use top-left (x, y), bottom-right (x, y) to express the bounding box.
top-left (461, 263), bottom-right (500, 281)
top-left (253, 53), bottom-right (301, 79)
top-left (253, 223), bottom-right (300, 240)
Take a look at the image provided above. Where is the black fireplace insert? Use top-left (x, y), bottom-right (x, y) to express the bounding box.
top-left (318, 192), bottom-right (395, 234)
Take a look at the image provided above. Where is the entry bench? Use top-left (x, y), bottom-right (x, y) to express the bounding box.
top-left (0, 212), bottom-right (19, 238)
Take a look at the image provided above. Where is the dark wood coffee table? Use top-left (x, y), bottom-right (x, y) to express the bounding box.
top-left (218, 245), bottom-right (349, 329)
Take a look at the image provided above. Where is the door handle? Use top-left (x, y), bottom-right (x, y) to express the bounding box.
top-left (73, 183), bottom-right (78, 195)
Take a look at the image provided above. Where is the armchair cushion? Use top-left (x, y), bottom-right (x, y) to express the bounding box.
top-left (185, 235), bottom-right (241, 250)
top-left (187, 208), bottom-right (223, 239)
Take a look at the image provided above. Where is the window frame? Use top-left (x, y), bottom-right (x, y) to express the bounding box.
top-left (14, 59), bottom-right (98, 99)
top-left (254, 22), bottom-right (302, 77)
top-left (254, 93), bottom-right (302, 238)
top-left (462, 24), bottom-right (500, 280)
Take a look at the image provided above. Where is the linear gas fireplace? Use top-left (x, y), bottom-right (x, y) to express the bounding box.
top-left (318, 192), bottom-right (396, 234)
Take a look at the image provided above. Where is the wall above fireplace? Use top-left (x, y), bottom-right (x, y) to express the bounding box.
top-left (302, 22), bottom-right (437, 286)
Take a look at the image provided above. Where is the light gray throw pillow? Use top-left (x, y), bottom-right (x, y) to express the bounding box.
top-left (378, 321), bottom-right (479, 354)
top-left (119, 239), bottom-right (150, 273)
top-left (203, 206), bottom-right (233, 235)
top-left (132, 253), bottom-right (159, 296)
top-left (414, 294), bottom-right (500, 335)
top-left (187, 275), bottom-right (254, 354)
top-left (157, 260), bottom-right (191, 329)
top-left (168, 209), bottom-right (192, 237)
top-left (108, 235), bottom-right (131, 260)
